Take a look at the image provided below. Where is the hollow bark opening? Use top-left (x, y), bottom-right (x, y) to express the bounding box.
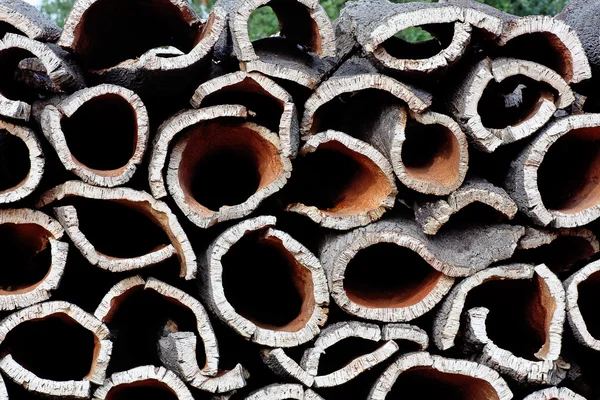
top-left (0, 223), bottom-right (52, 294)
top-left (60, 94), bottom-right (137, 171)
top-left (0, 22), bottom-right (25, 39)
top-left (537, 127), bottom-right (600, 214)
top-left (465, 277), bottom-right (551, 360)
top-left (290, 141), bottom-right (392, 215)
top-left (577, 270), bottom-right (600, 340)
top-left (477, 76), bottom-right (555, 129)
top-left (73, 0), bottom-right (199, 70)
top-left (388, 366), bottom-right (500, 400)
top-left (67, 198), bottom-right (171, 259)
top-left (0, 48), bottom-right (47, 102)
top-left (221, 230), bottom-right (315, 331)
top-left (177, 121), bottom-right (283, 213)
top-left (1, 315), bottom-right (96, 381)
top-left (343, 243), bottom-right (443, 308)
top-left (0, 129), bottom-right (30, 193)
top-left (381, 23), bottom-right (454, 60)
top-left (401, 120), bottom-right (461, 187)
top-left (104, 380), bottom-right (179, 400)
top-left (439, 202), bottom-right (509, 231)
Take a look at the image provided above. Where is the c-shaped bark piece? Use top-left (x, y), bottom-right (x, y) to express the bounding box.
top-left (0, 0), bottom-right (60, 41)
top-left (565, 259), bottom-right (600, 351)
top-left (523, 387), bottom-right (586, 400)
top-left (244, 384), bottom-right (324, 400)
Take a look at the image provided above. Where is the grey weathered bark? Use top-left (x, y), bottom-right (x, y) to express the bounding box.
top-left (0, 301), bottom-right (111, 398)
top-left (200, 216), bottom-right (329, 348)
top-left (40, 84), bottom-right (149, 187)
top-left (0, 0), bottom-right (60, 41)
top-left (505, 114), bottom-right (600, 228)
top-left (565, 259), bottom-right (600, 351)
top-left (36, 181), bottom-right (197, 280)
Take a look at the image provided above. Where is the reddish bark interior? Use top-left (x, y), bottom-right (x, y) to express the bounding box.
top-left (104, 379), bottom-right (179, 400)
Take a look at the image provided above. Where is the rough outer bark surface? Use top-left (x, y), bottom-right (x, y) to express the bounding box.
top-left (149, 105), bottom-right (249, 199)
top-left (523, 387), bottom-right (586, 400)
top-left (414, 176), bottom-right (518, 235)
top-left (368, 352), bottom-right (512, 400)
top-left (381, 323), bottom-right (429, 350)
top-left (0, 0), bottom-right (61, 41)
top-left (0, 119), bottom-right (44, 204)
top-left (167, 121), bottom-right (292, 229)
top-left (93, 366), bottom-right (194, 400)
top-left (190, 71), bottom-right (300, 158)
top-left (286, 130), bottom-right (398, 230)
top-left (244, 383), bottom-right (324, 400)
top-left (200, 216), bottom-right (329, 348)
top-left (505, 114), bottom-right (600, 228)
top-left (40, 84), bottom-right (149, 187)
top-left (0, 301), bottom-right (112, 398)
top-left (262, 348), bottom-right (315, 387)
top-left (0, 33), bottom-right (84, 121)
top-left (36, 181), bottom-right (197, 280)
top-left (449, 57), bottom-right (575, 152)
top-left (0, 209), bottom-right (67, 310)
top-left (565, 259), bottom-right (600, 351)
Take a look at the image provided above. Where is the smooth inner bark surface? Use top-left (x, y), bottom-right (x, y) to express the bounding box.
top-left (0, 129), bottom-right (31, 192)
top-left (577, 270), bottom-right (600, 340)
top-left (343, 243), bottom-right (442, 308)
top-left (221, 231), bottom-right (315, 332)
top-left (381, 23), bottom-right (454, 60)
top-left (60, 94), bottom-right (137, 171)
top-left (0, 48), bottom-right (46, 102)
top-left (537, 127), bottom-right (600, 214)
top-left (105, 380), bottom-right (179, 400)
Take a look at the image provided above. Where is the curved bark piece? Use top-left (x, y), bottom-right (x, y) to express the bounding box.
top-left (149, 104), bottom-right (248, 199)
top-left (0, 301), bottom-right (111, 398)
top-left (505, 114), bottom-right (600, 228)
top-left (93, 366), bottom-right (193, 400)
top-left (381, 324), bottom-right (429, 350)
top-left (0, 0), bottom-right (60, 41)
top-left (368, 352), bottom-right (512, 400)
top-left (227, 0), bottom-right (335, 88)
top-left (414, 176), bottom-right (518, 235)
top-left (0, 119), bottom-right (44, 203)
top-left (0, 33), bottom-right (84, 121)
top-left (565, 259), bottom-right (600, 351)
top-left (523, 387), bottom-right (586, 400)
top-left (245, 384), bottom-right (324, 400)
top-left (201, 215), bottom-right (329, 347)
top-left (449, 57), bottom-right (575, 152)
top-left (167, 120), bottom-right (291, 229)
top-left (0, 208), bottom-right (67, 310)
top-left (300, 321), bottom-right (398, 388)
top-left (37, 181), bottom-right (196, 279)
top-left (287, 130), bottom-right (397, 230)
top-left (191, 71), bottom-right (299, 158)
top-left (261, 348), bottom-right (315, 387)
top-left (498, 15), bottom-right (591, 84)
top-left (40, 84), bottom-right (149, 187)
top-left (93, 275), bottom-right (145, 322)
top-left (320, 217), bottom-right (523, 321)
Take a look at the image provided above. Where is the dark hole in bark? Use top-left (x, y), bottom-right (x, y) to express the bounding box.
top-left (222, 230), bottom-right (314, 331)
top-left (382, 23), bottom-right (454, 60)
top-left (438, 202), bottom-right (508, 232)
top-left (577, 270), bottom-right (600, 340)
top-left (0, 22), bottom-right (25, 39)
top-left (0, 223), bottom-right (52, 293)
top-left (61, 94), bottom-right (137, 171)
top-left (316, 337), bottom-right (387, 376)
top-left (75, 0), bottom-right (199, 70)
top-left (1, 315), bottom-right (95, 381)
top-left (107, 289), bottom-right (206, 373)
top-left (465, 278), bottom-right (550, 361)
top-left (388, 366), bottom-right (500, 400)
top-left (478, 76), bottom-right (554, 129)
top-left (0, 129), bottom-right (30, 192)
top-left (0, 48), bottom-right (47, 103)
top-left (68, 198), bottom-right (171, 259)
top-left (344, 243), bottom-right (442, 308)
top-left (537, 127), bottom-right (600, 214)
top-left (105, 380), bottom-right (179, 400)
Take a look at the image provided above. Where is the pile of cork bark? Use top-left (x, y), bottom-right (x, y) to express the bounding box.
top-left (3, 0), bottom-right (600, 398)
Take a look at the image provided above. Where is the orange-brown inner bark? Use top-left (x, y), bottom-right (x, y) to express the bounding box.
top-left (105, 379), bottom-right (179, 400)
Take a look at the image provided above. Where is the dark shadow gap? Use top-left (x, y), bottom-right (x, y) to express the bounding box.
top-left (104, 380), bottom-right (179, 400)
top-left (382, 23), bottom-right (454, 60)
top-left (577, 271), bottom-right (600, 340)
top-left (316, 337), bottom-right (387, 376)
top-left (0, 48), bottom-right (48, 103)
top-left (0, 129), bottom-right (30, 192)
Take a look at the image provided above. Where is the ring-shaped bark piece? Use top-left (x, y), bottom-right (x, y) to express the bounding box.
top-left (565, 259), bottom-right (600, 351)
top-left (523, 387), bottom-right (586, 400)
top-left (244, 384), bottom-right (324, 400)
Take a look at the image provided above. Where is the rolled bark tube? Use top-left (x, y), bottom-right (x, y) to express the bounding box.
top-left (0, 119), bottom-right (44, 204)
top-left (37, 181), bottom-right (197, 279)
top-left (200, 215), bottom-right (329, 348)
top-left (167, 120), bottom-right (291, 229)
top-left (40, 84), bottom-right (149, 187)
top-left (505, 114), bottom-right (600, 228)
top-left (368, 352), bottom-right (512, 400)
top-left (414, 176), bottom-right (518, 235)
top-left (0, 208), bottom-right (67, 311)
top-left (449, 57), bottom-right (576, 152)
top-left (0, 0), bottom-right (60, 41)
top-left (286, 130), bottom-right (397, 230)
top-left (433, 263), bottom-right (566, 385)
top-left (565, 259), bottom-right (600, 351)
top-left (0, 301), bottom-right (111, 398)
top-left (190, 71), bottom-right (300, 158)
top-left (523, 387), bottom-right (586, 400)
top-left (93, 366), bottom-right (194, 400)
top-left (320, 217), bottom-right (523, 322)
top-left (227, 0), bottom-right (335, 88)
top-left (245, 384), bottom-right (324, 400)
top-left (0, 33), bottom-right (84, 121)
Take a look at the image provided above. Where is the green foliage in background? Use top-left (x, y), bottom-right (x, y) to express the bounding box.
top-left (40, 0), bottom-right (569, 41)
